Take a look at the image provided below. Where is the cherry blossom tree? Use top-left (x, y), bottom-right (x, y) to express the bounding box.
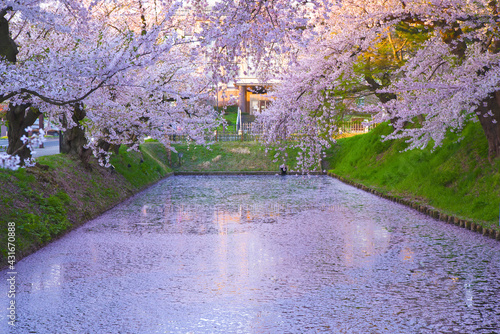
top-left (52, 0), bottom-right (219, 166)
top-left (239, 0), bottom-right (500, 170)
top-left (0, 0), bottom-right (89, 165)
top-left (381, 1), bottom-right (500, 161)
top-left (0, 0), bottom-right (219, 169)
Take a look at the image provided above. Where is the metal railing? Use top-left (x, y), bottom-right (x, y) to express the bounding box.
top-left (214, 123), bottom-right (264, 142)
top-left (338, 121), bottom-right (375, 134)
top-left (168, 121), bottom-right (376, 143)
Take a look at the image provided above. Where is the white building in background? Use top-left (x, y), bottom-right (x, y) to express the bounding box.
top-left (233, 77), bottom-right (274, 115)
top-left (216, 55), bottom-right (279, 116)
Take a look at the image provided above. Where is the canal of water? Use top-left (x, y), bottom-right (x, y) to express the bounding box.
top-left (2, 175), bottom-right (500, 333)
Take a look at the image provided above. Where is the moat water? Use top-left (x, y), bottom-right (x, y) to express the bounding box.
top-left (2, 175), bottom-right (500, 333)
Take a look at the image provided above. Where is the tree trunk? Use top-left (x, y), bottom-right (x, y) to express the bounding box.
top-left (1, 8), bottom-right (33, 164)
top-left (6, 103), bottom-right (40, 164)
top-left (60, 103), bottom-right (92, 166)
top-left (477, 92), bottom-right (500, 161)
top-left (0, 8), bottom-right (18, 63)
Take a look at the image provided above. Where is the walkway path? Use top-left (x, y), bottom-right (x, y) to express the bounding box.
top-left (0, 138), bottom-right (60, 158)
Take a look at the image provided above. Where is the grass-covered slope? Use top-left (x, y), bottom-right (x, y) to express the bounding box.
top-left (171, 141), bottom-right (287, 172)
top-left (0, 143), bottom-right (172, 267)
top-left (326, 122), bottom-right (500, 229)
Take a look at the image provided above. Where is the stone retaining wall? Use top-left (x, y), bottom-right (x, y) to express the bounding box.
top-left (174, 171), bottom-right (324, 176)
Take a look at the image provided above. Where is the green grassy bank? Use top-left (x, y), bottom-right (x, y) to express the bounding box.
top-left (171, 141), bottom-right (291, 172)
top-left (326, 122), bottom-right (500, 232)
top-left (0, 142), bottom-right (172, 267)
